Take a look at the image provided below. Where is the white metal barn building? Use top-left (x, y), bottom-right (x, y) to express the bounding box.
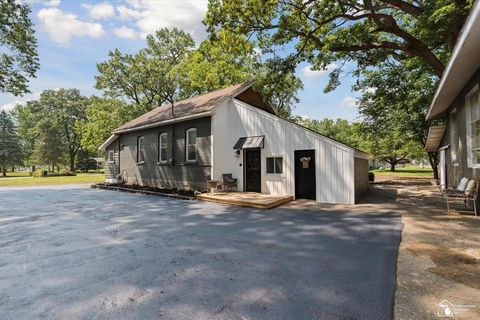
top-left (211, 90), bottom-right (369, 204)
top-left (102, 82), bottom-right (369, 205)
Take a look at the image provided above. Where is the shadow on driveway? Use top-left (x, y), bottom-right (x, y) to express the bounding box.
top-left (0, 187), bottom-right (402, 320)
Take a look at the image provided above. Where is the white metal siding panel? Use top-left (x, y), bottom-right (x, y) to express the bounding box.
top-left (211, 99), bottom-right (356, 204)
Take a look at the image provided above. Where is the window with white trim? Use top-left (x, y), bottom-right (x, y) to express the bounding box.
top-left (137, 136), bottom-right (145, 163)
top-left (159, 133), bottom-right (168, 163)
top-left (450, 109), bottom-right (459, 165)
top-left (186, 128), bottom-right (197, 162)
top-left (266, 157), bottom-right (283, 174)
top-left (107, 149), bottom-right (115, 163)
top-left (467, 86), bottom-right (480, 167)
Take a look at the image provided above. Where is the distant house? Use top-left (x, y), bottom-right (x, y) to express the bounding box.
top-left (100, 82), bottom-right (369, 204)
top-left (426, 1), bottom-right (480, 187)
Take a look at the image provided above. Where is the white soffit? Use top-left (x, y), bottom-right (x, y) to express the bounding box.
top-left (99, 134), bottom-right (118, 151)
top-left (427, 0), bottom-right (480, 120)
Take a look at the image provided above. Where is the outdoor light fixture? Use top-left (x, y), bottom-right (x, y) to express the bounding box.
top-left (234, 149), bottom-right (241, 157)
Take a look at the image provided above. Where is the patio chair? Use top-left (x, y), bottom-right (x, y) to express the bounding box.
top-left (443, 178), bottom-right (478, 216)
top-left (222, 174), bottom-right (237, 192)
top-left (205, 175), bottom-right (220, 194)
top-left (439, 177), bottom-right (467, 206)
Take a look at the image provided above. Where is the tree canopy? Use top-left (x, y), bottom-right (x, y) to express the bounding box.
top-left (80, 97), bottom-right (145, 153)
top-left (95, 28), bottom-right (195, 110)
top-left (355, 59), bottom-right (441, 176)
top-left (205, 0), bottom-right (473, 88)
top-left (16, 89), bottom-right (88, 171)
top-left (0, 0), bottom-right (39, 95)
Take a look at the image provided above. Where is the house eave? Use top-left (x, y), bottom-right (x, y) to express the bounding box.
top-left (112, 111), bottom-right (213, 134)
top-left (99, 134), bottom-right (119, 151)
top-left (426, 1), bottom-right (480, 120)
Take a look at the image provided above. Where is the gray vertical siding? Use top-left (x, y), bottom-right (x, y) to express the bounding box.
top-left (441, 67), bottom-right (480, 186)
top-left (107, 116), bottom-right (212, 191)
top-left (354, 157), bottom-right (369, 202)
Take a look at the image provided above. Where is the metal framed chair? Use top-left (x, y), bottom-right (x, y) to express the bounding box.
top-left (443, 179), bottom-right (478, 216)
top-left (222, 174), bottom-right (237, 192)
top-left (205, 175), bottom-right (219, 194)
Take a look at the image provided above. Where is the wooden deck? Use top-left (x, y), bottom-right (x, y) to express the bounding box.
top-left (197, 192), bottom-right (294, 209)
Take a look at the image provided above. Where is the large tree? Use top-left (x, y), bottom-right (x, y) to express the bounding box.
top-left (13, 100), bottom-right (40, 168)
top-left (30, 118), bottom-right (65, 172)
top-left (39, 89), bottom-right (88, 171)
top-left (205, 0), bottom-right (472, 82)
top-left (95, 28), bottom-right (195, 110)
top-left (18, 89), bottom-right (88, 171)
top-left (80, 97), bottom-right (145, 153)
top-left (0, 110), bottom-right (22, 176)
top-left (356, 60), bottom-right (441, 177)
top-left (0, 0), bottom-right (39, 95)
top-left (176, 30), bottom-right (303, 116)
top-left (293, 117), bottom-right (367, 150)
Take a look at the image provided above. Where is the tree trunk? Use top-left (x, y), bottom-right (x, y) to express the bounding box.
top-left (69, 153), bottom-right (75, 172)
top-left (427, 152), bottom-right (439, 180)
top-left (2, 167), bottom-right (6, 177)
top-left (69, 150), bottom-right (77, 172)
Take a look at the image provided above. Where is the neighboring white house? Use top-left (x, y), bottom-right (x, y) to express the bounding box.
top-left (101, 82), bottom-right (369, 204)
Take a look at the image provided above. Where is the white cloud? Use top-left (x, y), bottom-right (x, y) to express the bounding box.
top-left (117, 5), bottom-right (142, 20)
top-left (18, 0), bottom-right (60, 7)
top-left (302, 64), bottom-right (337, 78)
top-left (115, 0), bottom-right (208, 41)
top-left (340, 96), bottom-right (358, 108)
top-left (1, 101), bottom-right (21, 112)
top-left (82, 2), bottom-right (115, 20)
top-left (113, 26), bottom-right (137, 39)
top-left (37, 8), bottom-right (105, 45)
top-left (1, 92), bottom-right (42, 112)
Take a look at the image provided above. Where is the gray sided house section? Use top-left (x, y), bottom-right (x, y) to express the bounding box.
top-left (354, 157), bottom-right (369, 201)
top-left (441, 67), bottom-right (480, 186)
top-left (106, 117), bottom-right (211, 191)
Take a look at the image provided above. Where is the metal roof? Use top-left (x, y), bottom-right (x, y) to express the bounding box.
top-left (233, 136), bottom-right (265, 150)
top-left (425, 125), bottom-right (447, 152)
top-left (113, 81), bottom-right (275, 133)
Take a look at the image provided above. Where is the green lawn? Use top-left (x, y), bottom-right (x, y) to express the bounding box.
top-left (0, 173), bottom-right (105, 187)
top-left (372, 165), bottom-right (433, 178)
top-left (1, 171), bottom-right (31, 178)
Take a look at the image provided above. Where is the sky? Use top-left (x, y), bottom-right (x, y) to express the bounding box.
top-left (0, 0), bottom-right (360, 121)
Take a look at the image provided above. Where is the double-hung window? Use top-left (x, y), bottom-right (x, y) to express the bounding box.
top-left (107, 149), bottom-right (115, 163)
top-left (159, 133), bottom-right (168, 163)
top-left (467, 86), bottom-right (480, 167)
top-left (186, 128), bottom-right (197, 162)
top-left (266, 157), bottom-right (283, 174)
top-left (137, 136), bottom-right (145, 163)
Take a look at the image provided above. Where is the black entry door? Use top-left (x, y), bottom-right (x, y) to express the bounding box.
top-left (244, 149), bottom-right (261, 192)
top-left (294, 150), bottom-right (316, 200)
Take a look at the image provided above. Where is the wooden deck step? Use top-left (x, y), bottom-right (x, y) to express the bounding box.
top-left (197, 192), bottom-right (293, 209)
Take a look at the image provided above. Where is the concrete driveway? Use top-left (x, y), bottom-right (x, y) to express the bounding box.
top-left (0, 186), bottom-right (402, 320)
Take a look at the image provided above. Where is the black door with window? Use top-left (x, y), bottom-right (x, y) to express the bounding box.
top-left (294, 150), bottom-right (316, 200)
top-left (244, 149), bottom-right (261, 192)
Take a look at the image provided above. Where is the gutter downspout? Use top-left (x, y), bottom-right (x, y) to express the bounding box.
top-left (118, 136), bottom-right (121, 180)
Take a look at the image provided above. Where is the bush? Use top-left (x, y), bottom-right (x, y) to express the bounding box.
top-left (368, 172), bottom-right (375, 182)
top-left (32, 169), bottom-right (77, 178)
